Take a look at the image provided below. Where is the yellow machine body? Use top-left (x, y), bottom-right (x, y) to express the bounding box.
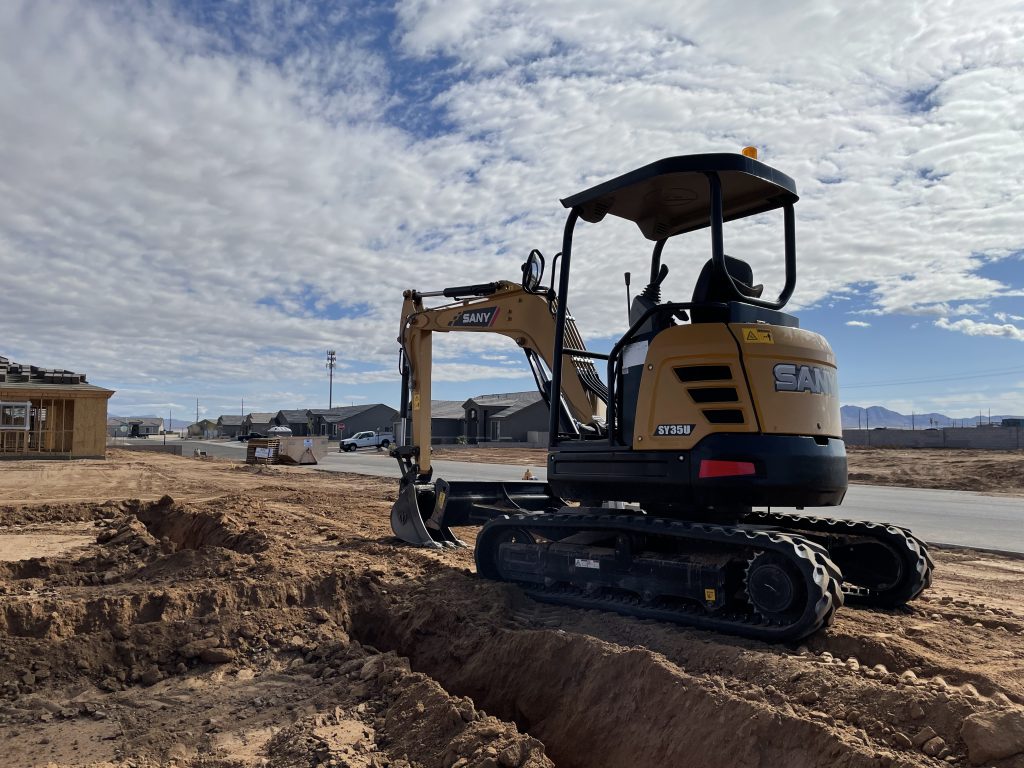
top-left (632, 323), bottom-right (841, 449)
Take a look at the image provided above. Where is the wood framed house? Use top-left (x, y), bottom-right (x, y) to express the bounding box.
top-left (0, 356), bottom-right (114, 459)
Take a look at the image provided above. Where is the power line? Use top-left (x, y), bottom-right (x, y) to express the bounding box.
top-left (843, 364), bottom-right (1024, 390)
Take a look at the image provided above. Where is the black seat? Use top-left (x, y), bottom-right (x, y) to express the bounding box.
top-left (690, 255), bottom-right (763, 322)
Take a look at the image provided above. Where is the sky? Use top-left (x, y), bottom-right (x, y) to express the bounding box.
top-left (1, 0), bottom-right (1022, 422)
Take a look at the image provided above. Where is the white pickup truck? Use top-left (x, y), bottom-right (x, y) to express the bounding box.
top-left (339, 430), bottom-right (395, 452)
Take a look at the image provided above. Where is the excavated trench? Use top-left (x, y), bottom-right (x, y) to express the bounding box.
top-left (346, 574), bottom-right (908, 768)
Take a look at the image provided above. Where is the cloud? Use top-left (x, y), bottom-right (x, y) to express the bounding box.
top-left (995, 312), bottom-right (1024, 322)
top-left (845, 320), bottom-right (871, 328)
top-left (935, 317), bottom-right (1024, 341)
top-left (2, 0), bottom-right (1024, 415)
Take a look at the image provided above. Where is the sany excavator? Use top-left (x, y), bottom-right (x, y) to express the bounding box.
top-left (390, 151), bottom-right (932, 641)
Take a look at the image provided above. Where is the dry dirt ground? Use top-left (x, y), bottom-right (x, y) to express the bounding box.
top-left (1, 450), bottom-right (1023, 768)
top-left (432, 446), bottom-right (1024, 495)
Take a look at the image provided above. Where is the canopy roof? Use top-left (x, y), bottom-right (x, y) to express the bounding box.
top-left (560, 153), bottom-right (798, 241)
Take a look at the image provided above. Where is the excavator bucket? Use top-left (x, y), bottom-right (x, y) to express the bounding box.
top-left (391, 476), bottom-right (563, 549)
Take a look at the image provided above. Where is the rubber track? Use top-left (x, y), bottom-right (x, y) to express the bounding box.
top-left (476, 512), bottom-right (845, 642)
top-left (741, 510), bottom-right (934, 608)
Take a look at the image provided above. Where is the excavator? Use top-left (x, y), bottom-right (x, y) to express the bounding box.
top-left (390, 150), bottom-right (932, 641)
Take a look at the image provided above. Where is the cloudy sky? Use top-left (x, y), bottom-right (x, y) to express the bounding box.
top-left (1, 0), bottom-right (1022, 422)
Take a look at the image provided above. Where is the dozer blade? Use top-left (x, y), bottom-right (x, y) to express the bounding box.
top-left (390, 476), bottom-right (562, 549)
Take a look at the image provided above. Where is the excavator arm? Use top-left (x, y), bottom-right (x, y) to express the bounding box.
top-left (389, 252), bottom-right (598, 548)
top-left (396, 275), bottom-right (606, 478)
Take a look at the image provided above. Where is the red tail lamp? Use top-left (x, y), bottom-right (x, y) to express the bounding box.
top-left (698, 460), bottom-right (757, 479)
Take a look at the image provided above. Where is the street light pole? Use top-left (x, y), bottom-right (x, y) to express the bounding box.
top-left (326, 349), bottom-right (336, 409)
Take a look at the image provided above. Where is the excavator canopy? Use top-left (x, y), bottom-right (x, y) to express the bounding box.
top-left (560, 153), bottom-right (798, 241)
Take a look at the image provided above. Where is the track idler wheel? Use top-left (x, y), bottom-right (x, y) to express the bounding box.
top-left (475, 525), bottom-right (536, 580)
top-left (745, 551), bottom-right (806, 623)
top-left (834, 529), bottom-right (934, 608)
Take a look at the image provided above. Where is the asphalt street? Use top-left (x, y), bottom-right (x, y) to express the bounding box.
top-left (177, 439), bottom-right (1024, 554)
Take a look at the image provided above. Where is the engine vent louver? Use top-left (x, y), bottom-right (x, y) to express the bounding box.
top-left (702, 409), bottom-right (745, 424)
top-left (689, 387), bottom-right (739, 404)
top-left (674, 365), bottom-right (732, 383)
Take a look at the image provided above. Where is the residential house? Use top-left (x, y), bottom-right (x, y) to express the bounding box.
top-left (242, 412), bottom-right (276, 437)
top-left (462, 391), bottom-right (548, 443)
top-left (107, 417), bottom-right (163, 438)
top-left (186, 419), bottom-right (217, 438)
top-left (424, 400), bottom-right (466, 444)
top-left (274, 410), bottom-right (314, 436)
top-left (216, 414), bottom-right (244, 439)
top-left (308, 404), bottom-right (399, 439)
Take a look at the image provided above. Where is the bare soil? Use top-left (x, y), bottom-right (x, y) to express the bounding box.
top-left (1, 450), bottom-right (1023, 767)
top-left (432, 446), bottom-right (1024, 495)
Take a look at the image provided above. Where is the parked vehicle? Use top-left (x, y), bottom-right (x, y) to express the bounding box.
top-left (237, 432), bottom-right (263, 442)
top-left (340, 430), bottom-right (394, 452)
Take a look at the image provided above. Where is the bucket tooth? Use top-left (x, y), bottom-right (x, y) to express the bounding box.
top-left (426, 478), bottom-right (467, 547)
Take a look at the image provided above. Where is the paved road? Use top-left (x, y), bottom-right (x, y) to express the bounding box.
top-left (178, 440), bottom-right (1024, 553)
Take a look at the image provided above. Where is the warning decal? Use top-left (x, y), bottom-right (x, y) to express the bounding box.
top-left (742, 328), bottom-right (774, 344)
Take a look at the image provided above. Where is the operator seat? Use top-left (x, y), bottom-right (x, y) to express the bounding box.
top-left (690, 255), bottom-right (763, 323)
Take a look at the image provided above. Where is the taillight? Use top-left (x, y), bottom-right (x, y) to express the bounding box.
top-left (698, 460), bottom-right (756, 479)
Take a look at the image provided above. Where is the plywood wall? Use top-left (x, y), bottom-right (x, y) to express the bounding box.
top-left (72, 396), bottom-right (108, 457)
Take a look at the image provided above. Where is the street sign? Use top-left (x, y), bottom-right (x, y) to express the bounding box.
top-left (119, 425), bottom-right (128, 433)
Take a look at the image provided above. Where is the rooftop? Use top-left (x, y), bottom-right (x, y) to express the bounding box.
top-left (432, 400), bottom-right (466, 419)
top-left (464, 391), bottom-right (544, 419)
top-left (0, 355), bottom-right (112, 395)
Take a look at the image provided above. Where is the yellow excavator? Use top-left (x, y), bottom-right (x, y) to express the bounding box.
top-left (391, 151), bottom-right (932, 641)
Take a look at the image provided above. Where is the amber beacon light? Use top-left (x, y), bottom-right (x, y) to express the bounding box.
top-left (741, 146), bottom-right (759, 159)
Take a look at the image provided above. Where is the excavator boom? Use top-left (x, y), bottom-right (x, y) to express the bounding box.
top-left (395, 266), bottom-right (605, 479)
top-left (390, 253), bottom-right (599, 547)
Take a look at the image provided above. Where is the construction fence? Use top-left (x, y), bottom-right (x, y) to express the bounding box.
top-left (843, 426), bottom-right (1023, 450)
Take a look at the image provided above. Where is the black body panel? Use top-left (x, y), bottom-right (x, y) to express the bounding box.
top-left (548, 434), bottom-right (847, 509)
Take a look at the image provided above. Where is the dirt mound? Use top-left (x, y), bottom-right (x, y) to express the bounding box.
top-left (132, 495), bottom-right (271, 554)
top-left (0, 499), bottom-right (126, 525)
top-left (2, 452), bottom-right (1024, 767)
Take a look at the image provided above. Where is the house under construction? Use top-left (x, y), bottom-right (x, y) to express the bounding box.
top-left (0, 356), bottom-right (114, 459)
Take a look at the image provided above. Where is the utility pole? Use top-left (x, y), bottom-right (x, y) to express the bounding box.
top-left (326, 350), bottom-right (337, 409)
top-left (164, 407), bottom-right (169, 445)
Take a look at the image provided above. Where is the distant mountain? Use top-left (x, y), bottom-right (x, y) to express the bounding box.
top-left (841, 406), bottom-right (1021, 430)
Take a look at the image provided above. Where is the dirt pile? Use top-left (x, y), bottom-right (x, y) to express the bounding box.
top-left (1, 453), bottom-right (1023, 767)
